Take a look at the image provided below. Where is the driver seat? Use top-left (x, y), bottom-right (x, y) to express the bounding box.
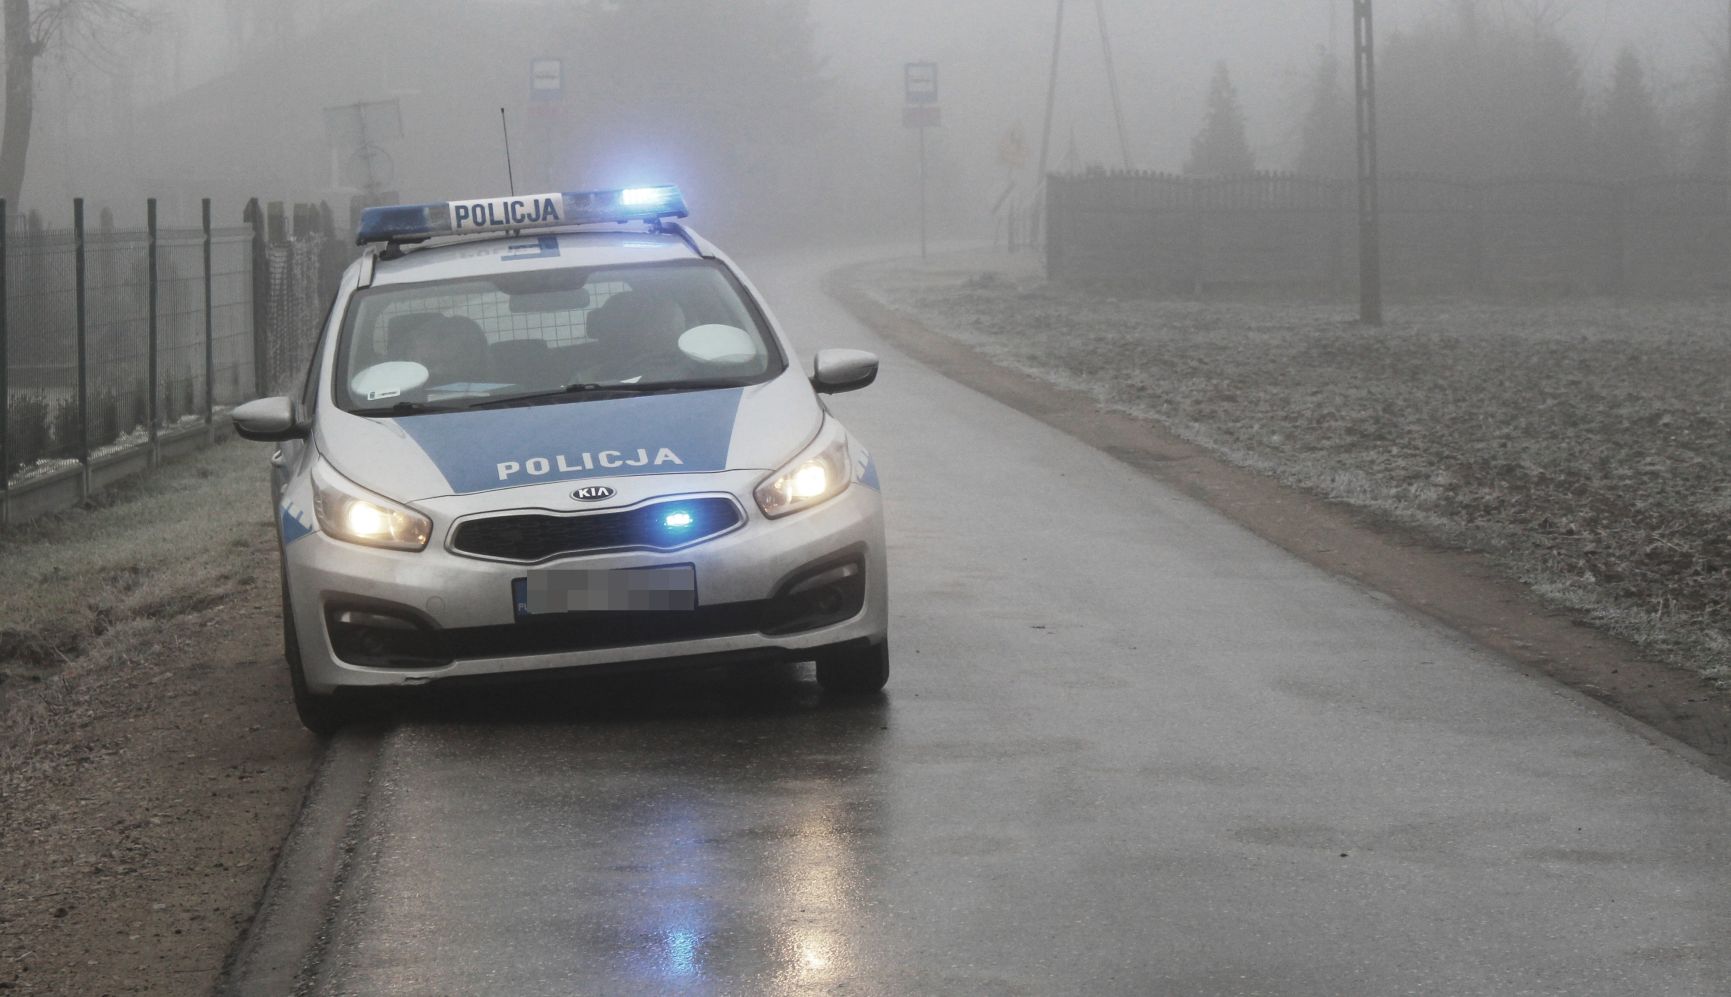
top-left (583, 291), bottom-right (690, 381)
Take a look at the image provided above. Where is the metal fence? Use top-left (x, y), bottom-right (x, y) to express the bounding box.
top-left (1046, 171), bottom-right (1731, 296)
top-left (2, 196), bottom-right (348, 524)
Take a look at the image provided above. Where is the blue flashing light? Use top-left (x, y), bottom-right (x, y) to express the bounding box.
top-left (356, 203), bottom-right (448, 243)
top-left (663, 511), bottom-right (695, 530)
top-left (622, 186), bottom-right (674, 207)
top-left (356, 185), bottom-right (689, 245)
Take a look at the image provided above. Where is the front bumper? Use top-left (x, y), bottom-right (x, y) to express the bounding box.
top-left (284, 472), bottom-right (887, 694)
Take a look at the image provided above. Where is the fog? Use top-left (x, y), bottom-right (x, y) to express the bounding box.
top-left (7, 0), bottom-right (1726, 242)
top-left (816, 1), bottom-right (1717, 169)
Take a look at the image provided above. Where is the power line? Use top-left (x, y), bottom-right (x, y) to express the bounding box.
top-left (1093, 0), bottom-right (1134, 170)
top-left (1032, 0), bottom-right (1136, 244)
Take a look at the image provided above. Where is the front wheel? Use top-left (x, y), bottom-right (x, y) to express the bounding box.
top-left (815, 640), bottom-right (889, 695)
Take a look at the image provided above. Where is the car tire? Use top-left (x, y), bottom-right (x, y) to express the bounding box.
top-left (282, 567), bottom-right (365, 737)
top-left (815, 640), bottom-right (889, 695)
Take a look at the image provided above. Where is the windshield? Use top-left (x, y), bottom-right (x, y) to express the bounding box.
top-left (333, 259), bottom-right (782, 414)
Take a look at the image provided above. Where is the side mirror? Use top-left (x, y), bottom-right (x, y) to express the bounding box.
top-left (232, 396), bottom-right (307, 442)
top-left (811, 349), bottom-right (879, 395)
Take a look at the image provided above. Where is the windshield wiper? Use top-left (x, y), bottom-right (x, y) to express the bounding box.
top-left (599, 378), bottom-right (753, 395)
top-left (348, 400), bottom-right (468, 417)
top-left (467, 379), bottom-right (748, 411)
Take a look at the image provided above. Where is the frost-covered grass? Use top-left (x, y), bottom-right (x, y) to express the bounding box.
top-left (854, 252), bottom-right (1731, 686)
top-left (0, 439), bottom-right (273, 789)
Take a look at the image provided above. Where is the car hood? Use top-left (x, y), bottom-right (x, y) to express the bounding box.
top-left (316, 370), bottom-right (823, 502)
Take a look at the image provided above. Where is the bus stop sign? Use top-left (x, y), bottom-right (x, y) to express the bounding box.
top-left (905, 62), bottom-right (938, 105)
top-left (531, 59), bottom-right (563, 101)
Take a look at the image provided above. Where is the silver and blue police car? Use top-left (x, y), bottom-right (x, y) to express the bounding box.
top-left (233, 186), bottom-right (888, 733)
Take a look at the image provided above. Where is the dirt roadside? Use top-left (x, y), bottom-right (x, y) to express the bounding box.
top-left (826, 265), bottom-right (1731, 779)
top-left (0, 443), bottom-right (316, 996)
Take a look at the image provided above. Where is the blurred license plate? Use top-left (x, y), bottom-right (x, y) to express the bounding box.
top-left (513, 565), bottom-right (697, 620)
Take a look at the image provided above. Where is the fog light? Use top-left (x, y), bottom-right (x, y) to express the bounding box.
top-left (763, 558), bottom-right (867, 636)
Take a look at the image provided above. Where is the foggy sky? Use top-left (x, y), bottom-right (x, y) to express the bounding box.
top-left (812, 0), bottom-right (1722, 175)
top-left (13, 0), bottom-right (1728, 229)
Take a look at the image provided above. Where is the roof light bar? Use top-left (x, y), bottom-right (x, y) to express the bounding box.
top-left (356, 185), bottom-right (689, 245)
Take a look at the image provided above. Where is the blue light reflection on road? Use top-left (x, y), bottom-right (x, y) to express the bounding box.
top-left (618, 778), bottom-right (871, 991)
top-left (629, 799), bottom-right (712, 985)
top-left (664, 925), bottom-right (701, 977)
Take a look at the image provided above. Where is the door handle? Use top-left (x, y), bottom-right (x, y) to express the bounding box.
top-left (270, 449), bottom-right (288, 468)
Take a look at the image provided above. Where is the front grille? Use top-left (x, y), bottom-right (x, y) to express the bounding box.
top-left (451, 497), bottom-right (743, 562)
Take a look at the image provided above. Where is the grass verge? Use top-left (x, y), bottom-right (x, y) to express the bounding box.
top-left (0, 438), bottom-right (316, 995)
top-left (1, 441), bottom-right (267, 774)
top-left (847, 251), bottom-right (1731, 688)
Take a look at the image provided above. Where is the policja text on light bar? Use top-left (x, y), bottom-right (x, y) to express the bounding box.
top-left (356, 185), bottom-right (688, 245)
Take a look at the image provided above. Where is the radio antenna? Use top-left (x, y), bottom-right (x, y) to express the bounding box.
top-left (500, 107), bottom-right (517, 195)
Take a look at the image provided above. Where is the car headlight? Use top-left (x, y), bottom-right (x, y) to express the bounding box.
top-left (755, 420), bottom-right (851, 519)
top-left (311, 460), bottom-right (431, 551)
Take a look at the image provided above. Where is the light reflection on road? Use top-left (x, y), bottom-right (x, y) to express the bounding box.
top-left (389, 668), bottom-right (894, 993)
top-left (767, 801), bottom-right (866, 993)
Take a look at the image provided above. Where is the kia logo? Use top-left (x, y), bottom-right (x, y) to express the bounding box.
top-left (573, 485), bottom-right (616, 502)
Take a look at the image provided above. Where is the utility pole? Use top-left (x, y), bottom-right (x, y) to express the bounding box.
top-left (919, 124), bottom-right (929, 260)
top-left (1034, 0), bottom-right (1068, 213)
top-left (1032, 0), bottom-right (1135, 242)
top-left (1353, 0), bottom-right (1384, 326)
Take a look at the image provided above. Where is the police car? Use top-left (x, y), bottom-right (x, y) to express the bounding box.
top-left (232, 185), bottom-right (888, 733)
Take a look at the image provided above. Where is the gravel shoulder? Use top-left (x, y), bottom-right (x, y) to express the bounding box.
top-left (829, 251), bottom-right (1731, 774)
top-left (0, 440), bottom-right (315, 995)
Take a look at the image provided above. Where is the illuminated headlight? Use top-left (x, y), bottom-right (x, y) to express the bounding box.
top-left (755, 421), bottom-right (851, 518)
top-left (311, 460), bottom-right (431, 551)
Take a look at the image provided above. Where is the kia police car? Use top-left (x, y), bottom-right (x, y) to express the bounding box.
top-left (233, 185), bottom-right (888, 733)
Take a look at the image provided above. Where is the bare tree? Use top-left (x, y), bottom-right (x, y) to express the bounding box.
top-left (1497, 0), bottom-right (1580, 34)
top-left (1, 0), bottom-right (145, 207)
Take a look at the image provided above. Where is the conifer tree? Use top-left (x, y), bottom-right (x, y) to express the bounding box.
top-left (1595, 47), bottom-right (1668, 179)
top-left (1185, 63), bottom-right (1256, 176)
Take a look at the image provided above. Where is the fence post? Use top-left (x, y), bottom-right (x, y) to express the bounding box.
top-left (203, 198), bottom-right (214, 440)
top-left (246, 198), bottom-right (268, 398)
top-left (147, 197), bottom-right (159, 462)
top-left (1, 199), bottom-right (8, 525)
top-left (1188, 178), bottom-right (1205, 298)
top-left (1471, 182), bottom-right (1489, 294)
top-left (74, 199), bottom-right (89, 497)
top-left (1329, 179), bottom-right (1343, 295)
top-left (1045, 175), bottom-right (1062, 280)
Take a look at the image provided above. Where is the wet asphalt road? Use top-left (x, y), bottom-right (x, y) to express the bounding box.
top-left (283, 252), bottom-right (1731, 996)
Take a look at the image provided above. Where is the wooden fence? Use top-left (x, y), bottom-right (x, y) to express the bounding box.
top-left (1046, 171), bottom-right (1731, 296)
